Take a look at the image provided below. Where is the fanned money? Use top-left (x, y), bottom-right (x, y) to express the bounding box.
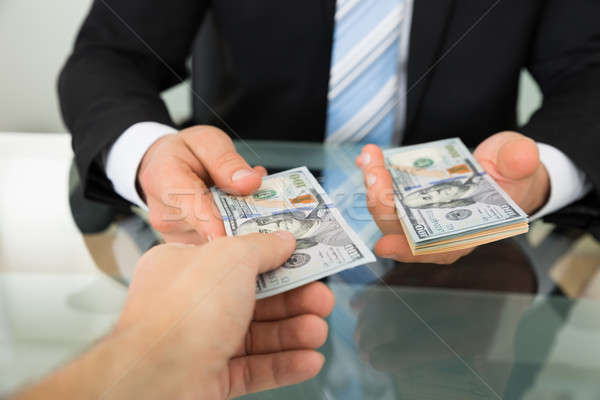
top-left (384, 138), bottom-right (529, 255)
top-left (212, 167), bottom-right (375, 299)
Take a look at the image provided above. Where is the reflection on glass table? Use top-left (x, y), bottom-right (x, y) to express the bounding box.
top-left (240, 239), bottom-right (600, 399)
top-left (75, 141), bottom-right (600, 399)
top-left (3, 135), bottom-right (600, 399)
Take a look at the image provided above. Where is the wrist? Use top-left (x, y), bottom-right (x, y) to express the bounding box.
top-left (13, 330), bottom-right (149, 400)
top-left (137, 134), bottom-right (177, 203)
top-left (530, 142), bottom-right (592, 220)
top-left (105, 322), bottom-right (224, 398)
top-left (528, 162), bottom-right (551, 215)
top-left (105, 122), bottom-right (177, 209)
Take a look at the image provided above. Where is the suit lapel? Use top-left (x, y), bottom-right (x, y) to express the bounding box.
top-left (405, 0), bottom-right (456, 136)
top-left (321, 0), bottom-right (336, 28)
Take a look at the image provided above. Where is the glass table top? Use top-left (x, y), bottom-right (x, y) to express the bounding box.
top-left (1, 134), bottom-right (600, 399)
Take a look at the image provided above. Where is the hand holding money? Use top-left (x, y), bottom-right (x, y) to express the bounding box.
top-left (356, 132), bottom-right (547, 264)
top-left (212, 167), bottom-right (375, 298)
top-left (116, 234), bottom-right (334, 398)
top-left (16, 233), bottom-right (334, 400)
top-left (138, 125), bottom-right (266, 244)
top-left (473, 131), bottom-right (550, 214)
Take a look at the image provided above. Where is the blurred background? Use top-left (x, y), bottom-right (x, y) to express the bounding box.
top-left (0, 0), bottom-right (190, 133)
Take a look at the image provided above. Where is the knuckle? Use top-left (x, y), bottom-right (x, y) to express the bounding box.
top-left (203, 127), bottom-right (229, 143)
top-left (363, 144), bottom-right (380, 153)
top-left (181, 126), bottom-right (233, 156)
top-left (215, 150), bottom-right (245, 170)
top-left (364, 164), bottom-right (387, 178)
top-left (138, 168), bottom-right (158, 195)
top-left (136, 243), bottom-right (177, 269)
top-left (211, 236), bottom-right (255, 263)
top-left (148, 209), bottom-right (180, 233)
top-left (185, 125), bottom-right (231, 143)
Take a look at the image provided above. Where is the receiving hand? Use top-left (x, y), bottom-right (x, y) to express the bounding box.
top-left (14, 232), bottom-right (334, 400)
top-left (111, 231), bottom-right (334, 399)
top-left (138, 125), bottom-right (266, 244)
top-left (356, 131), bottom-right (550, 264)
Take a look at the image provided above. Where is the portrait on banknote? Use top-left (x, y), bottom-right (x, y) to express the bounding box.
top-left (235, 207), bottom-right (352, 250)
top-left (212, 166), bottom-right (375, 298)
top-left (383, 139), bottom-right (528, 254)
top-left (400, 174), bottom-right (505, 210)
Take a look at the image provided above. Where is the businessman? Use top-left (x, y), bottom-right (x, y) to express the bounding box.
top-left (59, 0), bottom-right (600, 263)
top-left (14, 231), bottom-right (335, 399)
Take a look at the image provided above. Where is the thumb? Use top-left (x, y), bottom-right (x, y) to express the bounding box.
top-left (496, 136), bottom-right (540, 181)
top-left (209, 231), bottom-right (297, 276)
top-left (244, 231), bottom-right (297, 275)
top-left (181, 126), bottom-right (263, 195)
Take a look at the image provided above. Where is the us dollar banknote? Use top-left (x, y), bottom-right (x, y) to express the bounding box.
top-left (384, 138), bottom-right (529, 255)
top-left (212, 166), bottom-right (375, 299)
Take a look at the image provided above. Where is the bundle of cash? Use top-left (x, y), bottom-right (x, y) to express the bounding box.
top-left (384, 138), bottom-right (529, 255)
top-left (212, 167), bottom-right (375, 299)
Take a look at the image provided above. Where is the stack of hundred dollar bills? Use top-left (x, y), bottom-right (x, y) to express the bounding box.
top-left (212, 167), bottom-right (375, 299)
top-left (384, 138), bottom-right (529, 255)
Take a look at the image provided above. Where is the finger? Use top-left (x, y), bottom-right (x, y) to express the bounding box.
top-left (162, 230), bottom-right (209, 245)
top-left (496, 137), bottom-right (539, 181)
top-left (146, 162), bottom-right (226, 239)
top-left (241, 315), bottom-right (328, 355)
top-left (180, 126), bottom-right (262, 195)
top-left (209, 231), bottom-right (296, 275)
top-left (254, 282), bottom-right (335, 321)
top-left (473, 131), bottom-right (539, 181)
top-left (374, 234), bottom-right (413, 260)
top-left (357, 145), bottom-right (404, 235)
top-left (127, 243), bottom-right (191, 291)
top-left (374, 235), bottom-right (472, 265)
top-left (227, 350), bottom-right (324, 398)
top-left (254, 165), bottom-right (268, 176)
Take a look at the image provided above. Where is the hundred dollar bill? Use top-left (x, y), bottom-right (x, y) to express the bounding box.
top-left (212, 166), bottom-right (375, 299)
top-left (384, 138), bottom-right (529, 255)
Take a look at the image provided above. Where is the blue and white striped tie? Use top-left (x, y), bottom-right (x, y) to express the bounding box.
top-left (325, 0), bottom-right (404, 146)
top-left (321, 0), bottom-right (404, 284)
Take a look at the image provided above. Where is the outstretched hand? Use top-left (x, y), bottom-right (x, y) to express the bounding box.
top-left (15, 232), bottom-right (335, 400)
top-left (111, 231), bottom-right (335, 399)
top-left (138, 125), bottom-right (267, 244)
top-left (356, 131), bottom-right (549, 264)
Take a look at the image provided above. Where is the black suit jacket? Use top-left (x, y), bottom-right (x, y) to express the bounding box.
top-left (59, 0), bottom-right (600, 227)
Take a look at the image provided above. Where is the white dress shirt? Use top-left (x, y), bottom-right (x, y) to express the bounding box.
top-left (106, 2), bottom-right (591, 217)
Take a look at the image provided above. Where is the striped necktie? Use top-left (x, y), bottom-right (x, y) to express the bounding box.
top-left (325, 0), bottom-right (404, 146)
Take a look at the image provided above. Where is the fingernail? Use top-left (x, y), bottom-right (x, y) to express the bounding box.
top-left (231, 169), bottom-right (256, 182)
top-left (366, 174), bottom-right (376, 187)
top-left (274, 230), bottom-right (295, 242)
top-left (361, 152), bottom-right (371, 166)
